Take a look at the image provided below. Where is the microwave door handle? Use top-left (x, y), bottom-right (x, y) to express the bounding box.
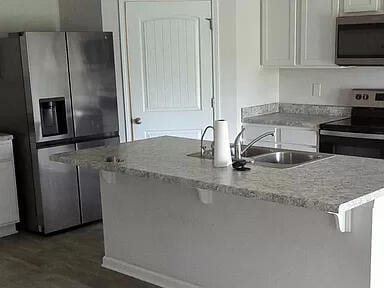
top-left (320, 130), bottom-right (384, 140)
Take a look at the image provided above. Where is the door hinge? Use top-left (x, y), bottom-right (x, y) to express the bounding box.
top-left (211, 98), bottom-right (215, 108)
top-left (206, 18), bottom-right (213, 30)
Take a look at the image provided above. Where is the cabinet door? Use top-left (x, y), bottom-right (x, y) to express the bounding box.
top-left (0, 159), bottom-right (19, 226)
top-left (343, 0), bottom-right (379, 12)
top-left (262, 0), bottom-right (297, 66)
top-left (300, 0), bottom-right (339, 66)
top-left (280, 128), bottom-right (318, 146)
top-left (242, 125), bottom-right (278, 144)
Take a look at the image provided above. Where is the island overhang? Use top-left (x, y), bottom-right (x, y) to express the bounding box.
top-left (50, 136), bottom-right (384, 215)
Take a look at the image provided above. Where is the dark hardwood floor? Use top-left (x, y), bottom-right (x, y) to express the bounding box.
top-left (0, 223), bottom-right (159, 288)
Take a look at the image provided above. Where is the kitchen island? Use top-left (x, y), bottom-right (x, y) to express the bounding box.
top-left (51, 136), bottom-right (384, 288)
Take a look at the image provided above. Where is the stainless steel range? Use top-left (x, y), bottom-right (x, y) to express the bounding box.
top-left (0, 32), bottom-right (119, 234)
top-left (320, 89), bottom-right (384, 159)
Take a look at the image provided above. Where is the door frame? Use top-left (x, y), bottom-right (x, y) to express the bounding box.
top-left (118, 0), bottom-right (221, 141)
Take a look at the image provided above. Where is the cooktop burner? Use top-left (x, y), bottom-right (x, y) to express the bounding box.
top-left (320, 118), bottom-right (384, 134)
top-left (321, 89), bottom-right (384, 134)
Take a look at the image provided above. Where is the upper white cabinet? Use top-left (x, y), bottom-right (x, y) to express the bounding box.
top-left (261, 0), bottom-right (339, 68)
top-left (343, 0), bottom-right (379, 13)
top-left (300, 0), bottom-right (339, 66)
top-left (261, 0), bottom-right (297, 66)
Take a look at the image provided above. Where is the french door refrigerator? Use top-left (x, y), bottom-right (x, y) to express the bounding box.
top-left (0, 32), bottom-right (119, 234)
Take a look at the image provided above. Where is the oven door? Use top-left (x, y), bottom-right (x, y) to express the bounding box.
top-left (319, 130), bottom-right (384, 159)
top-left (336, 15), bottom-right (384, 66)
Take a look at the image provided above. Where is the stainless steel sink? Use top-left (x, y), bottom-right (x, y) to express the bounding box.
top-left (251, 151), bottom-right (330, 169)
top-left (242, 146), bottom-right (276, 158)
top-left (188, 146), bottom-right (331, 169)
top-left (188, 146), bottom-right (275, 160)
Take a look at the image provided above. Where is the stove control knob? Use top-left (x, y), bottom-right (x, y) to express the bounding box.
top-left (363, 94), bottom-right (369, 100)
top-left (356, 94), bottom-right (362, 100)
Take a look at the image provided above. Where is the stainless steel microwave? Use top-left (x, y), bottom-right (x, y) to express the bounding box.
top-left (336, 15), bottom-right (384, 66)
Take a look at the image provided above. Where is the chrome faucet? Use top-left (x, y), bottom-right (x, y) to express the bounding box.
top-left (233, 128), bottom-right (275, 161)
top-left (201, 126), bottom-right (214, 157)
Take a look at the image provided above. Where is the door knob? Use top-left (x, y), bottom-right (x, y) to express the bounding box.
top-left (133, 117), bottom-right (142, 125)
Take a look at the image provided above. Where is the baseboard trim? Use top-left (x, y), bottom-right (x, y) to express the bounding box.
top-left (102, 256), bottom-right (203, 288)
top-left (0, 224), bottom-right (17, 238)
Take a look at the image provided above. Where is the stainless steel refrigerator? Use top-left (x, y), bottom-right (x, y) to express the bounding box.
top-left (0, 32), bottom-right (119, 234)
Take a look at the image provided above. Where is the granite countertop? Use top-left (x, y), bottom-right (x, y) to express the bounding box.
top-left (242, 103), bottom-right (351, 129)
top-left (243, 112), bottom-right (347, 129)
top-left (0, 133), bottom-right (13, 142)
top-left (51, 136), bottom-right (384, 215)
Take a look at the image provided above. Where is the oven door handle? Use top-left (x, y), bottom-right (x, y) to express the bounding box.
top-left (320, 130), bottom-right (384, 140)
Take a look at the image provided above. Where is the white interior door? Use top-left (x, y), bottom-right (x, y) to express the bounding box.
top-left (125, 1), bottom-right (213, 140)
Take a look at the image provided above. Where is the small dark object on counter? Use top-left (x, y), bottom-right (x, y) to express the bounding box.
top-left (232, 160), bottom-right (251, 171)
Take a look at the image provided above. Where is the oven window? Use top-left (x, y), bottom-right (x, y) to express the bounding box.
top-left (320, 135), bottom-right (384, 159)
top-left (334, 145), bottom-right (382, 158)
top-left (338, 23), bottom-right (384, 58)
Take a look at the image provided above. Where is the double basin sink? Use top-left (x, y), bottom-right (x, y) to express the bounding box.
top-left (188, 146), bottom-right (331, 169)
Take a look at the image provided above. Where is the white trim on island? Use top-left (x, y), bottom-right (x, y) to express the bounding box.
top-left (102, 256), bottom-right (202, 288)
top-left (329, 210), bottom-right (352, 233)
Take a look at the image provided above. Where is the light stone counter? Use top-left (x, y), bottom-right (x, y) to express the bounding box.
top-left (242, 103), bottom-right (351, 129)
top-left (51, 136), bottom-right (384, 214)
top-left (243, 112), bottom-right (345, 129)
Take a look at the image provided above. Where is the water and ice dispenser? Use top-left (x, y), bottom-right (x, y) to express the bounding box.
top-left (39, 98), bottom-right (68, 137)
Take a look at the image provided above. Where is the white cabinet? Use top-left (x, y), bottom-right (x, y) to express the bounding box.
top-left (261, 0), bottom-right (339, 68)
top-left (242, 125), bottom-right (278, 144)
top-left (300, 0), bottom-right (339, 66)
top-left (280, 144), bottom-right (317, 152)
top-left (0, 139), bottom-right (19, 237)
top-left (242, 125), bottom-right (280, 148)
top-left (261, 0), bottom-right (297, 66)
top-left (343, 0), bottom-right (379, 12)
top-left (280, 128), bottom-right (317, 146)
top-left (243, 124), bottom-right (318, 152)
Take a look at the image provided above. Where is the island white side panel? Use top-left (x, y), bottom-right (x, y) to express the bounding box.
top-left (100, 174), bottom-right (373, 288)
top-left (371, 197), bottom-right (384, 288)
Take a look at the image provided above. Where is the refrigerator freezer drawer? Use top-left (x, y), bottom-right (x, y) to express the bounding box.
top-left (37, 144), bottom-right (81, 234)
top-left (76, 136), bottom-right (120, 224)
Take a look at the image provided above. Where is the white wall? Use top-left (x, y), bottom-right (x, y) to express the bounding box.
top-left (101, 0), bottom-right (128, 142)
top-left (59, 0), bottom-right (102, 31)
top-left (279, 68), bottom-right (384, 106)
top-left (216, 0), bottom-right (238, 138)
top-left (0, 0), bottom-right (60, 33)
top-left (236, 0), bottom-right (279, 111)
top-left (215, 0), bottom-right (280, 138)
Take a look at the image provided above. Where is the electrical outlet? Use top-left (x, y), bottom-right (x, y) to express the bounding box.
top-left (312, 83), bottom-right (322, 97)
